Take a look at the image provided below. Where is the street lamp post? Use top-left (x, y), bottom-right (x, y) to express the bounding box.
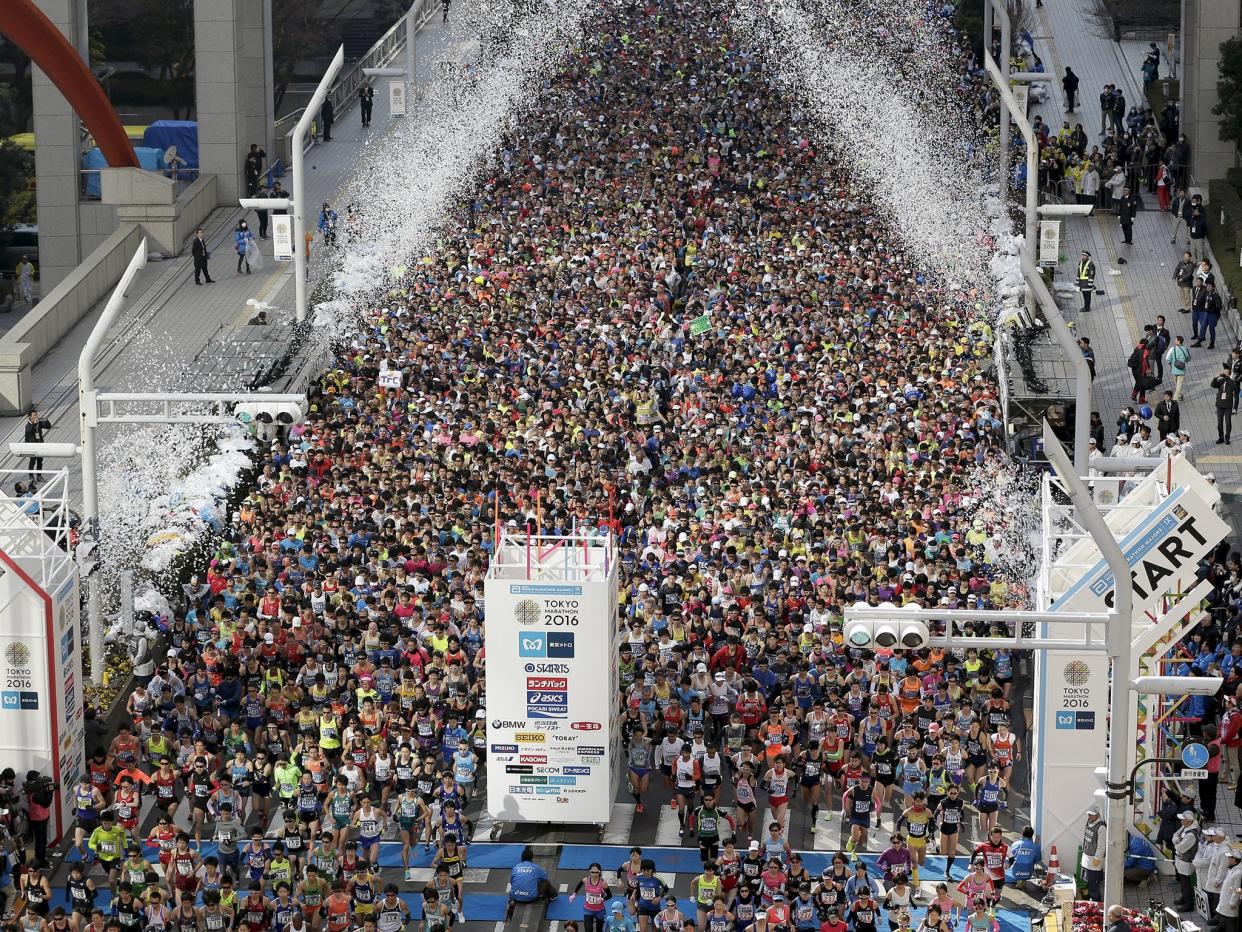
top-left (292, 45), bottom-right (344, 324)
top-left (79, 236), bottom-right (146, 684)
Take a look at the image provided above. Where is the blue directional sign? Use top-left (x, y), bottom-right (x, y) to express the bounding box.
top-left (1181, 742), bottom-right (1210, 769)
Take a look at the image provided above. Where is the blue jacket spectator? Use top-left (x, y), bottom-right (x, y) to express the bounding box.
top-left (1124, 832), bottom-right (1158, 883)
top-left (506, 846), bottom-right (557, 921)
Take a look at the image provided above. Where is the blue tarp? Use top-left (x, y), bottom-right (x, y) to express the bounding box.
top-left (142, 120), bottom-right (198, 169)
top-left (81, 146), bottom-right (169, 197)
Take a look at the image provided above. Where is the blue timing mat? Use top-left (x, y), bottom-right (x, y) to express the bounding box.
top-left (558, 846), bottom-right (980, 880)
top-left (545, 898), bottom-right (1032, 932)
top-left (66, 841), bottom-right (525, 871)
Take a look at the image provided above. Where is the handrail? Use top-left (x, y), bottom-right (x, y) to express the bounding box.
top-left (276, 0), bottom-right (439, 170)
top-left (325, 0), bottom-right (439, 118)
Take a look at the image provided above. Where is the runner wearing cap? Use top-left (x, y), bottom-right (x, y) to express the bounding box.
top-left (605, 900), bottom-right (637, 932)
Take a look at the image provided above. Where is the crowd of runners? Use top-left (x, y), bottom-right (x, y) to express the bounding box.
top-left (29, 0), bottom-right (1052, 931)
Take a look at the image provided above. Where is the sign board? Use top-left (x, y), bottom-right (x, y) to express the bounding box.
top-left (0, 554), bottom-right (81, 842)
top-left (389, 80), bottom-right (406, 117)
top-left (1048, 485), bottom-right (1229, 620)
top-left (1182, 742), bottom-right (1210, 768)
top-left (1033, 460), bottom-right (1228, 871)
top-left (1011, 83), bottom-right (1029, 117)
top-left (272, 214), bottom-right (294, 262)
top-left (484, 577), bottom-right (618, 824)
top-left (1178, 768), bottom-right (1208, 780)
top-left (1038, 220), bottom-right (1061, 267)
top-left (377, 369), bottom-right (403, 389)
top-left (689, 314), bottom-right (711, 336)
top-left (1196, 885), bottom-right (1211, 921)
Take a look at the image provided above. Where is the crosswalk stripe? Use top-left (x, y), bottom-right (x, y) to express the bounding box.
top-left (760, 804), bottom-right (794, 840)
top-left (814, 810), bottom-right (837, 849)
top-left (655, 804), bottom-right (682, 846)
top-left (405, 867), bottom-right (491, 883)
top-left (603, 803), bottom-right (636, 845)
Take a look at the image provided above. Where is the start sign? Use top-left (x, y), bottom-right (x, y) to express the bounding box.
top-left (1050, 487), bottom-right (1229, 620)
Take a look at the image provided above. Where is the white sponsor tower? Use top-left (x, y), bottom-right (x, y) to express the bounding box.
top-left (0, 468), bottom-right (83, 841)
top-left (1032, 456), bottom-right (1228, 858)
top-left (485, 530), bottom-right (620, 827)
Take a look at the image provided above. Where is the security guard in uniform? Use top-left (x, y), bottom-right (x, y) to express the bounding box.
top-left (1077, 251), bottom-right (1097, 312)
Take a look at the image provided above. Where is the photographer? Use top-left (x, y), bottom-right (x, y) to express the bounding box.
top-left (23, 772), bottom-right (53, 867)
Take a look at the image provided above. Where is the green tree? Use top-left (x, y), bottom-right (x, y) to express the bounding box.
top-left (271, 0), bottom-right (368, 113)
top-left (0, 85), bottom-right (34, 230)
top-left (1216, 35), bottom-right (1242, 162)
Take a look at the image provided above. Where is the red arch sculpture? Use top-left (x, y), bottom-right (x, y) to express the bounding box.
top-left (0, 0), bottom-right (138, 168)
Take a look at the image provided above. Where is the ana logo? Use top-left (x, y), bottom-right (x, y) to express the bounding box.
top-left (570, 721), bottom-right (602, 731)
top-left (1062, 660), bottom-right (1091, 686)
top-left (4, 643), bottom-right (30, 667)
top-left (514, 598), bottom-right (543, 627)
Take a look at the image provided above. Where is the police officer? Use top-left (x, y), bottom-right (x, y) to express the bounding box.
top-left (1077, 251), bottom-right (1097, 312)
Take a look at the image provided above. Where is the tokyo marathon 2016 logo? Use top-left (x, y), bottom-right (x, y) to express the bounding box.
top-left (514, 599), bottom-right (543, 627)
top-left (5, 643), bottom-right (31, 667)
top-left (1062, 660), bottom-right (1091, 686)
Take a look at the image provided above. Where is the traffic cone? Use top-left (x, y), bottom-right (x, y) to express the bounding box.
top-left (1049, 844), bottom-right (1060, 873)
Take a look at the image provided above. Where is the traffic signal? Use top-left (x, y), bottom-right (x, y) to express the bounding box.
top-left (842, 602), bottom-right (930, 650)
top-left (234, 401), bottom-right (305, 439)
